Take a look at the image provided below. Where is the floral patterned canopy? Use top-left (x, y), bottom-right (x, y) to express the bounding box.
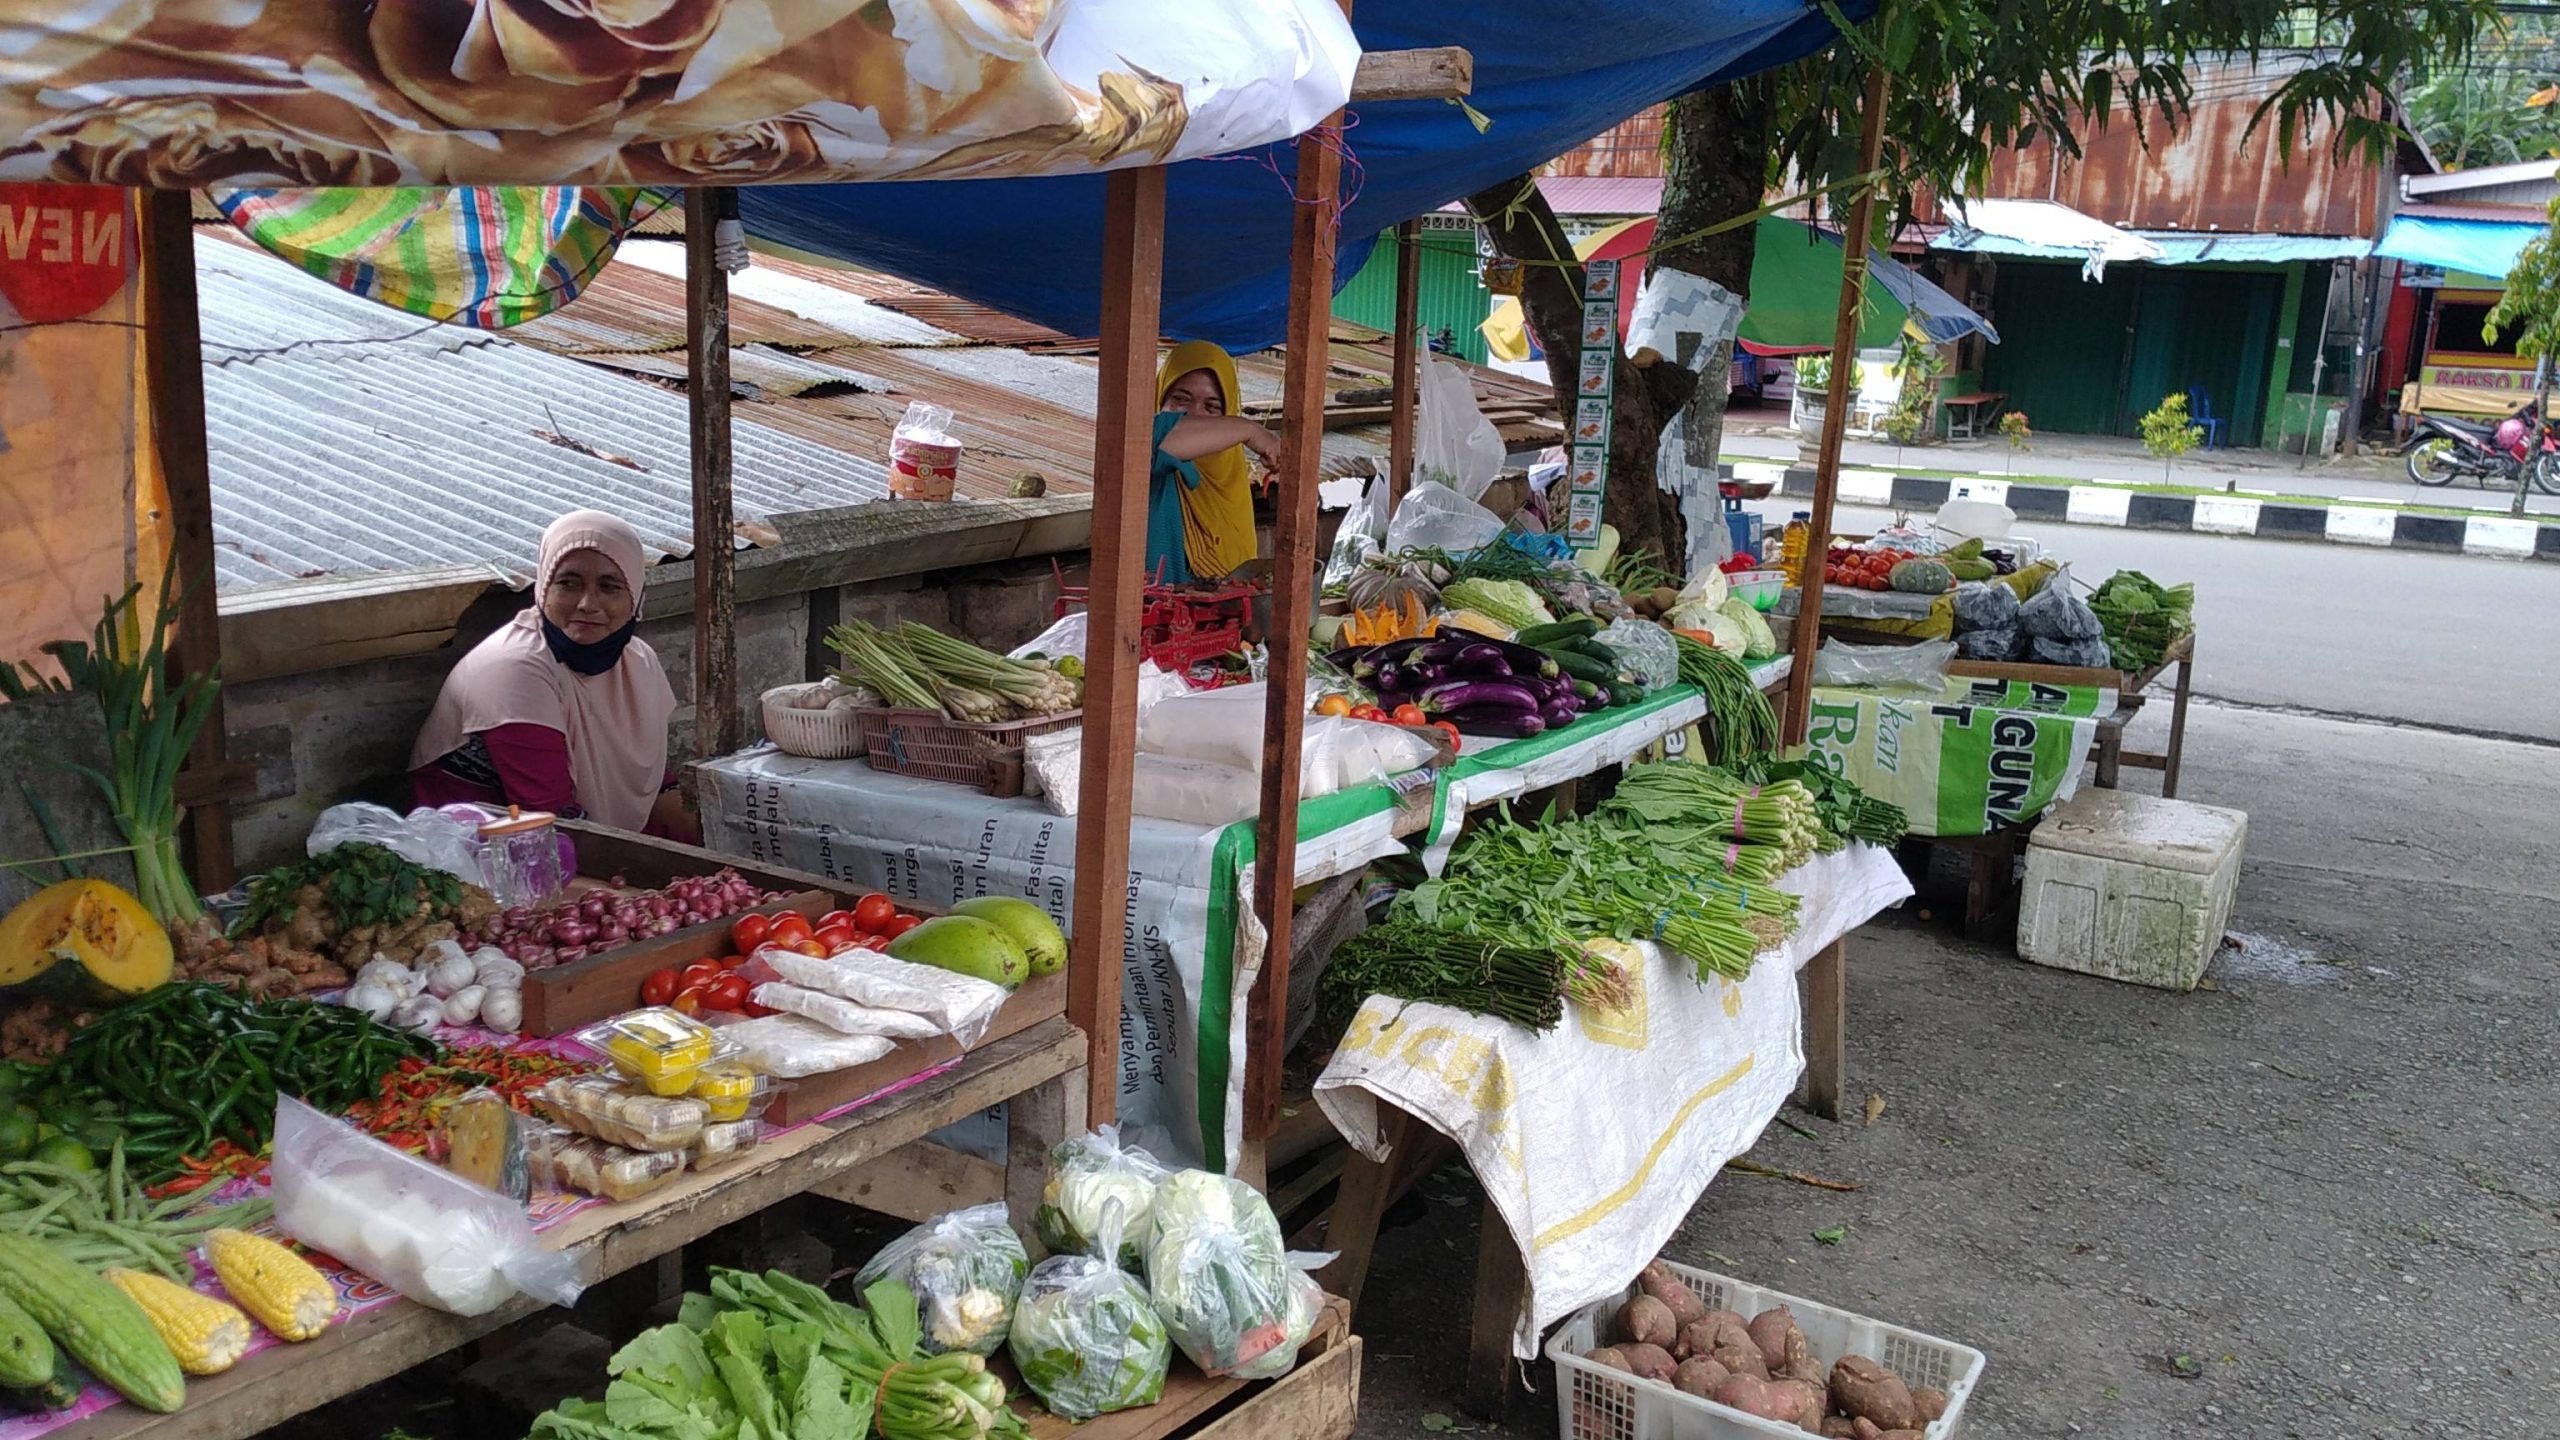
top-left (0, 0), bottom-right (1357, 188)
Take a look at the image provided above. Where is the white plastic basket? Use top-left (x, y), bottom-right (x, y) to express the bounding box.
top-left (759, 683), bottom-right (867, 759)
top-left (1547, 1259), bottom-right (1986, 1440)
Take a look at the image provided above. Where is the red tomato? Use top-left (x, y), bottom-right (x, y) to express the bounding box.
top-left (714, 952), bottom-right (750, 971)
top-left (1349, 704), bottom-right (1387, 722)
top-left (852, 893), bottom-right (898, 932)
top-left (729, 914), bottom-right (771, 953)
top-left (678, 960), bottom-right (724, 991)
top-left (704, 975), bottom-right (751, 1013)
top-left (670, 989), bottom-right (706, 1016)
top-left (1389, 703), bottom-right (1426, 726)
top-left (882, 913), bottom-right (925, 940)
top-left (766, 913), bottom-right (814, 947)
top-left (817, 909), bottom-right (858, 931)
top-left (788, 938), bottom-right (830, 958)
top-left (813, 923), bottom-right (857, 951)
top-left (1430, 720), bottom-right (1462, 753)
top-left (640, 968), bottom-right (681, 1007)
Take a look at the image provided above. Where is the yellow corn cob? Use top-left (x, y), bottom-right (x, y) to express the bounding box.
top-left (201, 1230), bottom-right (336, 1342)
top-left (103, 1269), bottom-right (250, 1376)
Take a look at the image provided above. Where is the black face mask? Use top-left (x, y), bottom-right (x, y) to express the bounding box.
top-left (541, 615), bottom-right (638, 676)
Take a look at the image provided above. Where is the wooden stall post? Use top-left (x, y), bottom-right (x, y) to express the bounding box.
top-left (685, 188), bottom-right (742, 759)
top-left (1070, 166), bottom-right (1168, 1130)
top-left (141, 188), bottom-right (235, 892)
top-left (1781, 65), bottom-right (1891, 747)
top-left (1387, 219), bottom-right (1422, 502)
top-left (1241, 97), bottom-right (1347, 1182)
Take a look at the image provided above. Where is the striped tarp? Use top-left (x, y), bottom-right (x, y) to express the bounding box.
top-left (210, 187), bottom-right (663, 329)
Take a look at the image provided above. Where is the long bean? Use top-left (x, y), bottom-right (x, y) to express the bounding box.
top-left (0, 1144), bottom-right (271, 1281)
top-left (1676, 634), bottom-right (1781, 763)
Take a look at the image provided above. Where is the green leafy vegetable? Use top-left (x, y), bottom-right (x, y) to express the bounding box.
top-left (2087, 570), bottom-right (2193, 671)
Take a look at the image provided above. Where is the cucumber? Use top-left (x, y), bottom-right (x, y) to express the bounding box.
top-left (1540, 647), bottom-right (1620, 685)
top-left (1513, 618), bottom-right (1599, 648)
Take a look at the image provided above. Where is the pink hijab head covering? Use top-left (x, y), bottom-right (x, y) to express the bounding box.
top-left (411, 511), bottom-right (677, 830)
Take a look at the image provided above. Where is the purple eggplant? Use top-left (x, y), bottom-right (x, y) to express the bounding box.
top-left (1539, 698), bottom-right (1580, 730)
top-left (1374, 663), bottom-right (1407, 693)
top-left (1449, 707), bottom-right (1547, 738)
top-left (1453, 643), bottom-right (1515, 679)
top-left (1422, 679), bottom-right (1544, 716)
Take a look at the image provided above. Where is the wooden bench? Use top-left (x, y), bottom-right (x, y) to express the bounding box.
top-left (1940, 390), bottom-right (2007, 440)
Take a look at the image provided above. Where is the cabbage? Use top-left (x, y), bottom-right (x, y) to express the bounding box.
top-left (1438, 578), bottom-right (1552, 633)
top-left (1035, 1127), bottom-right (1168, 1270)
top-left (1144, 1171), bottom-right (1299, 1377)
top-left (1717, 597), bottom-right (1778, 661)
top-left (1009, 1244), bottom-right (1171, 1419)
top-left (852, 1204), bottom-right (1029, 1356)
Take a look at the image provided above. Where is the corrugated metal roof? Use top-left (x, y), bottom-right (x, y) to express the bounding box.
top-left (2396, 200), bottom-right (2549, 225)
top-left (1436, 175), bottom-right (1663, 218)
top-left (194, 235), bottom-right (890, 593)
top-left (2137, 232), bottom-right (2369, 264)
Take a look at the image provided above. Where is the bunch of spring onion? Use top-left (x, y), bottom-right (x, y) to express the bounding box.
top-left (1607, 763), bottom-right (1825, 872)
top-left (0, 563), bottom-right (218, 926)
top-left (1319, 916), bottom-right (1632, 1036)
top-left (1675, 634), bottom-right (1781, 763)
top-left (827, 620), bottom-right (1080, 724)
top-left (1734, 757), bottom-right (1910, 848)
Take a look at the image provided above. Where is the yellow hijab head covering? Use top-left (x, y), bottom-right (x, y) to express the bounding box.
top-left (1155, 340), bottom-right (1258, 581)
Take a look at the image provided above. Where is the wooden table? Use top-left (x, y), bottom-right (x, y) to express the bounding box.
top-left (2089, 631), bottom-right (2195, 798)
top-left (1939, 390), bottom-right (2007, 439)
top-left (58, 1020), bottom-right (1090, 1440)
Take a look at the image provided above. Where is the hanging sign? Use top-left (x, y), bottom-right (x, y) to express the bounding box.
top-left (0, 184), bottom-right (130, 324)
top-left (1566, 258), bottom-right (1620, 550)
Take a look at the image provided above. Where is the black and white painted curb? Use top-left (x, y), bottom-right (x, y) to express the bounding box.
top-left (1727, 462), bottom-right (2560, 561)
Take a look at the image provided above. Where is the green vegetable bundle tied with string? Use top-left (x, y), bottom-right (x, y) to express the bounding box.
top-left (827, 621), bottom-right (1081, 724)
top-left (1317, 917), bottom-right (1631, 1038)
top-left (1674, 634), bottom-right (1780, 763)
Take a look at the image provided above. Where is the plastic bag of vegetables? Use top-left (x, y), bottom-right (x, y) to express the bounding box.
top-left (851, 1203), bottom-right (1029, 1356)
top-left (1594, 618), bottom-right (1678, 689)
top-left (1009, 1202), bottom-right (1171, 1419)
top-left (1035, 1126), bottom-right (1169, 1270)
top-left (1144, 1171), bottom-right (1327, 1379)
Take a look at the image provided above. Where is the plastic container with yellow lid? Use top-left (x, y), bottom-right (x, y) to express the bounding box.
top-left (690, 1061), bottom-right (782, 1123)
top-left (574, 1008), bottom-right (735, 1097)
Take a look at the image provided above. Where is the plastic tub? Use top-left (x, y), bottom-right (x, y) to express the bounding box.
top-left (1548, 1259), bottom-right (1986, 1440)
top-left (1725, 569), bottom-right (1787, 612)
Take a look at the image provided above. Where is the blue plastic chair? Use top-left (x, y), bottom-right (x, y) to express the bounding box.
top-left (2186, 387), bottom-right (2226, 450)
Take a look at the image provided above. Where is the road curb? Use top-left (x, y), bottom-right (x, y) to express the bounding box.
top-left (1732, 462), bottom-right (2560, 561)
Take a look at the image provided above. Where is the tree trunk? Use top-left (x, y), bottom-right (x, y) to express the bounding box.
top-left (1655, 85), bottom-right (1772, 481)
top-left (1467, 179), bottom-right (1695, 568)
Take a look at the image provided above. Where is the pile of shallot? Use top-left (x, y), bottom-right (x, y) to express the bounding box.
top-left (459, 869), bottom-right (788, 969)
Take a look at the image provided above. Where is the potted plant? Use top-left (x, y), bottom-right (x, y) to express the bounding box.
top-left (1791, 354), bottom-right (1859, 433)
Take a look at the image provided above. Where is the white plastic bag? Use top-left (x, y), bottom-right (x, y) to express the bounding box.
top-left (1007, 611), bottom-right (1088, 663)
top-left (762, 947), bottom-right (1007, 1046)
top-left (1384, 480), bottom-right (1504, 555)
top-left (1322, 475), bottom-right (1389, 587)
top-left (752, 981), bottom-right (946, 1040)
top-left (308, 802), bottom-right (486, 888)
top-left (1594, 618), bottom-right (1678, 690)
top-left (1812, 637), bottom-right (1956, 691)
top-left (1138, 684), bottom-right (1434, 797)
top-left (1415, 349), bottom-right (1505, 501)
top-left (1143, 1171), bottom-right (1331, 1379)
top-left (269, 1096), bottom-right (583, 1317)
top-left (1129, 754), bottom-right (1263, 826)
top-left (853, 1204), bottom-right (1031, 1357)
top-left (1009, 1201), bottom-right (1171, 1419)
top-left (1036, 1126), bottom-right (1171, 1268)
top-left (723, 1013), bottom-right (895, 1078)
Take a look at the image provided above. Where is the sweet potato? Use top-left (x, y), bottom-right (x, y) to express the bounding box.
top-left (1764, 1379), bottom-right (1827, 1426)
top-left (1637, 1260), bottom-right (1708, 1327)
top-left (1782, 1350), bottom-right (1831, 1388)
top-left (1851, 1420), bottom-right (1885, 1440)
top-left (1711, 1375), bottom-right (1796, 1421)
top-left (1747, 1306), bottom-right (1798, 1372)
top-left (1585, 1346), bottom-right (1633, 1374)
top-left (1697, 1308), bottom-right (1750, 1339)
top-left (1830, 1356), bottom-right (1919, 1431)
top-left (1820, 1420), bottom-right (1857, 1440)
top-left (1878, 1432), bottom-right (1925, 1440)
top-left (1675, 1319), bottom-right (1715, 1359)
top-left (1711, 1343), bottom-right (1769, 1381)
top-left (1671, 1357), bottom-right (1728, 1397)
top-left (1620, 1343), bottom-right (1677, 1382)
top-left (1619, 1294), bottom-right (1678, 1350)
top-left (1910, 1387), bottom-right (1949, 1423)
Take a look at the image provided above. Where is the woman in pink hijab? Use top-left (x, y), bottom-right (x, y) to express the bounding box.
top-left (411, 511), bottom-right (699, 843)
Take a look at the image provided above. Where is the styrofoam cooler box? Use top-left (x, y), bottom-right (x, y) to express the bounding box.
top-left (2018, 788), bottom-right (2247, 990)
top-left (1549, 1260), bottom-right (1985, 1440)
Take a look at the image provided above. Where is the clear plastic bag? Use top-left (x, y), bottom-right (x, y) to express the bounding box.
top-left (1812, 638), bottom-right (1955, 692)
top-left (1416, 348), bottom-right (1506, 501)
top-left (2031, 634), bottom-right (2118, 668)
top-left (751, 981), bottom-right (946, 1041)
top-left (1956, 625), bottom-right (2025, 661)
top-left (722, 1012), bottom-right (895, 1078)
top-left (270, 1096), bottom-right (583, 1317)
top-left (1322, 475), bottom-right (1388, 587)
top-left (1007, 611), bottom-right (1088, 664)
top-left (1593, 618), bottom-right (1678, 690)
top-left (1008, 1202), bottom-right (1171, 1420)
top-left (853, 1204), bottom-right (1030, 1357)
top-left (1036, 1126), bottom-right (1170, 1270)
top-left (1951, 579), bottom-right (2020, 633)
top-left (889, 401), bottom-right (962, 501)
top-left (1384, 480), bottom-right (1504, 555)
top-left (2019, 565), bottom-right (2103, 641)
top-left (308, 802), bottom-right (486, 888)
top-left (1143, 1171), bottom-right (1328, 1379)
top-left (760, 948), bottom-right (1007, 1046)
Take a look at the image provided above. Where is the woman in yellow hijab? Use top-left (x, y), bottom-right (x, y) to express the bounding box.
top-left (1147, 340), bottom-right (1279, 583)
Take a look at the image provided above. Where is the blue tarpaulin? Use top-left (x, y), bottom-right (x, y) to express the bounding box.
top-left (2376, 215), bottom-right (2540, 281)
top-left (740, 1), bottom-right (1868, 351)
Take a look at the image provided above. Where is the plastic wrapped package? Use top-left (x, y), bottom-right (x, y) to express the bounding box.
top-left (1009, 1203), bottom-right (1170, 1420)
top-left (688, 1063), bottom-right (783, 1124)
top-left (2031, 634), bottom-right (2119, 668)
top-left (752, 981), bottom-right (947, 1040)
top-left (434, 1087), bottom-right (529, 1201)
top-left (306, 801), bottom-right (487, 887)
top-left (1593, 618), bottom-right (1678, 690)
top-left (724, 1013), bottom-right (896, 1078)
top-left (573, 1007), bottom-right (735, 1096)
top-left (533, 1075), bottom-right (709, 1152)
top-left (1951, 580), bottom-right (2021, 634)
top-left (761, 948), bottom-right (1008, 1046)
top-left (1140, 685), bottom-right (1433, 797)
top-left (1956, 626), bottom-right (2025, 661)
top-left (1812, 637), bottom-right (1955, 692)
top-left (523, 1123), bottom-right (687, 1203)
top-left (270, 1096), bottom-right (583, 1317)
top-left (2019, 565), bottom-right (2103, 641)
top-left (1383, 479), bottom-right (1504, 554)
top-left (689, 1118), bottom-right (764, 1173)
top-left (852, 1204), bottom-right (1031, 1356)
top-left (1035, 1126), bottom-right (1170, 1269)
top-left (1127, 754), bottom-right (1262, 826)
top-left (1228, 1266), bottom-right (1326, 1381)
top-left (1144, 1171), bottom-right (1325, 1379)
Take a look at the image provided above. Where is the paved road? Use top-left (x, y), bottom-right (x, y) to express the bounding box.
top-left (1743, 500), bottom-right (2560, 743)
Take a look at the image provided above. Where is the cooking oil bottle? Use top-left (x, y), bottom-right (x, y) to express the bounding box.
top-left (1779, 512), bottom-right (1812, 581)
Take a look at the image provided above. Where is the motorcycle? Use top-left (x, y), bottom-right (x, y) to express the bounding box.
top-left (2402, 403), bottom-right (2560, 495)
